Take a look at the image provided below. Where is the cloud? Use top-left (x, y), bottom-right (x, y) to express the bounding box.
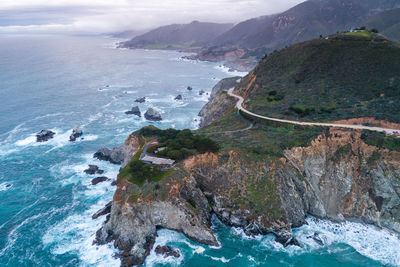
top-left (0, 0), bottom-right (305, 34)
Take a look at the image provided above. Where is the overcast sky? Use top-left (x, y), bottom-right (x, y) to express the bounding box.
top-left (0, 0), bottom-right (305, 34)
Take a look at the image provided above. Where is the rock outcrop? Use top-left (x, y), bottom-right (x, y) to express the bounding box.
top-left (198, 77), bottom-right (240, 127)
top-left (92, 201), bottom-right (112, 219)
top-left (94, 133), bottom-right (141, 167)
top-left (91, 176), bottom-right (111, 185)
top-left (174, 95), bottom-right (182, 100)
top-left (84, 165), bottom-right (104, 175)
top-left (36, 130), bottom-right (55, 142)
top-left (69, 126), bottom-right (83, 142)
top-left (187, 86), bottom-right (193, 91)
top-left (135, 97), bottom-right (146, 103)
top-left (144, 108), bottom-right (162, 121)
top-left (125, 106), bottom-right (141, 117)
top-left (155, 245), bottom-right (180, 258)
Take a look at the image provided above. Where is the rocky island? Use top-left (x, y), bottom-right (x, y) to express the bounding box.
top-left (94, 33), bottom-right (400, 266)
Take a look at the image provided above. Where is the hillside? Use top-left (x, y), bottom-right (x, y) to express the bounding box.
top-left (120, 21), bottom-right (233, 50)
top-left (194, 0), bottom-right (400, 70)
top-left (214, 0), bottom-right (399, 49)
top-left (235, 33), bottom-right (400, 123)
top-left (365, 8), bottom-right (400, 42)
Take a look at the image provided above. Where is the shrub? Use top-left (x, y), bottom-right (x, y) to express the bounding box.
top-left (289, 104), bottom-right (315, 116)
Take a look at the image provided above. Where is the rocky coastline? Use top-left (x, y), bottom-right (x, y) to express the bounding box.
top-left (93, 77), bottom-right (400, 266)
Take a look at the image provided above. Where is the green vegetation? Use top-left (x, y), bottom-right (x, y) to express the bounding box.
top-left (361, 130), bottom-right (400, 152)
top-left (139, 126), bottom-right (219, 161)
top-left (368, 151), bottom-right (382, 165)
top-left (343, 30), bottom-right (375, 38)
top-left (238, 34), bottom-right (400, 123)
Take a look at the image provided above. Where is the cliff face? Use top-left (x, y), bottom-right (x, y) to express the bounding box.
top-left (95, 125), bottom-right (400, 266)
top-left (285, 129), bottom-right (400, 232)
top-left (198, 77), bottom-right (240, 127)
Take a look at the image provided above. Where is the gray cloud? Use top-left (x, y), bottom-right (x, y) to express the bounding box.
top-left (0, 0), bottom-right (305, 34)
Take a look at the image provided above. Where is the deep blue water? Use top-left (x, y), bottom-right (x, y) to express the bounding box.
top-left (0, 35), bottom-right (399, 267)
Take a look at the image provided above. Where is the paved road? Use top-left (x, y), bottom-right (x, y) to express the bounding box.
top-left (227, 88), bottom-right (400, 135)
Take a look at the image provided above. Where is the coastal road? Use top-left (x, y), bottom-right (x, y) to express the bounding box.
top-left (227, 88), bottom-right (400, 135)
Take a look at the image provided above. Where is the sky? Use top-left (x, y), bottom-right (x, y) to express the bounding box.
top-left (0, 0), bottom-right (305, 34)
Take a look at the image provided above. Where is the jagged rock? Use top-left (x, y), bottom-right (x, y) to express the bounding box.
top-left (84, 165), bottom-right (104, 175)
top-left (155, 245), bottom-right (180, 258)
top-left (174, 95), bottom-right (182, 100)
top-left (135, 97), bottom-right (146, 103)
top-left (307, 232), bottom-right (324, 246)
top-left (199, 90), bottom-right (205, 96)
top-left (94, 133), bottom-right (141, 168)
top-left (275, 230), bottom-right (300, 247)
top-left (36, 130), bottom-right (55, 142)
top-left (94, 147), bottom-right (125, 165)
top-left (92, 201), bottom-right (112, 219)
top-left (69, 126), bottom-right (83, 142)
top-left (125, 106), bottom-right (141, 117)
top-left (6, 184), bottom-right (11, 188)
top-left (111, 180), bottom-right (117, 186)
top-left (187, 86), bottom-right (193, 91)
top-left (91, 176), bottom-right (110, 185)
top-left (144, 108), bottom-right (162, 121)
top-left (198, 77), bottom-right (241, 127)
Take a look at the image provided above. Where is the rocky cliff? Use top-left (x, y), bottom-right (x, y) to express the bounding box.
top-left (198, 76), bottom-right (240, 127)
top-left (95, 119), bottom-right (400, 266)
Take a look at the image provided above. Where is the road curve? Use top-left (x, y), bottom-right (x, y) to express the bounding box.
top-left (227, 88), bottom-right (400, 135)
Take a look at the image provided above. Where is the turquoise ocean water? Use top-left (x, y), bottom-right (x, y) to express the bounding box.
top-left (0, 35), bottom-right (399, 267)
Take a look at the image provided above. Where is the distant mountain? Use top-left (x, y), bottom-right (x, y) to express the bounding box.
top-left (120, 21), bottom-right (234, 50)
top-left (213, 0), bottom-right (399, 50)
top-left (110, 30), bottom-right (145, 39)
top-left (194, 0), bottom-right (400, 70)
top-left (364, 8), bottom-right (400, 42)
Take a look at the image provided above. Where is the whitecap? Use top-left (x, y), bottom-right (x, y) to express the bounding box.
top-left (144, 229), bottom-right (184, 267)
top-left (15, 135), bottom-right (36, 147)
top-left (0, 182), bottom-right (12, 192)
top-left (214, 65), bottom-right (248, 77)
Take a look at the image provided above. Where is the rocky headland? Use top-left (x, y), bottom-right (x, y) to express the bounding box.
top-left (94, 34), bottom-right (400, 266)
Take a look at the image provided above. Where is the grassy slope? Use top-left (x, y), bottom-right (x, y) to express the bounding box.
top-left (237, 34), bottom-right (400, 123)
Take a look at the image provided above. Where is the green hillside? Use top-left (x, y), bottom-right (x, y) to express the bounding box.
top-left (365, 8), bottom-right (400, 42)
top-left (236, 33), bottom-right (400, 123)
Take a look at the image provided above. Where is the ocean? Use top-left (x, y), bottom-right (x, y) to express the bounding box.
top-left (0, 34), bottom-right (399, 267)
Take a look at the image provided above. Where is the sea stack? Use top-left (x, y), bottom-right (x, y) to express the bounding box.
top-left (125, 106), bottom-right (141, 117)
top-left (69, 126), bottom-right (83, 141)
top-left (144, 108), bottom-right (162, 121)
top-left (135, 97), bottom-right (146, 103)
top-left (36, 130), bottom-right (55, 142)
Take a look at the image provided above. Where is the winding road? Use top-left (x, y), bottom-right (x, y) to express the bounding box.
top-left (227, 88), bottom-right (400, 135)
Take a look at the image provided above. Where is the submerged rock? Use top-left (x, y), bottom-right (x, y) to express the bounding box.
top-left (69, 126), bottom-right (83, 142)
top-left (144, 108), bottom-right (162, 121)
top-left (125, 106), bottom-right (141, 117)
top-left (135, 97), bottom-right (146, 103)
top-left (199, 90), bottom-right (205, 96)
top-left (92, 201), bottom-right (112, 219)
top-left (84, 165), bottom-right (104, 175)
top-left (174, 95), bottom-right (182, 100)
top-left (36, 130), bottom-right (55, 142)
top-left (91, 176), bottom-right (110, 185)
top-left (155, 245), bottom-right (180, 258)
top-left (187, 86), bottom-right (193, 91)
